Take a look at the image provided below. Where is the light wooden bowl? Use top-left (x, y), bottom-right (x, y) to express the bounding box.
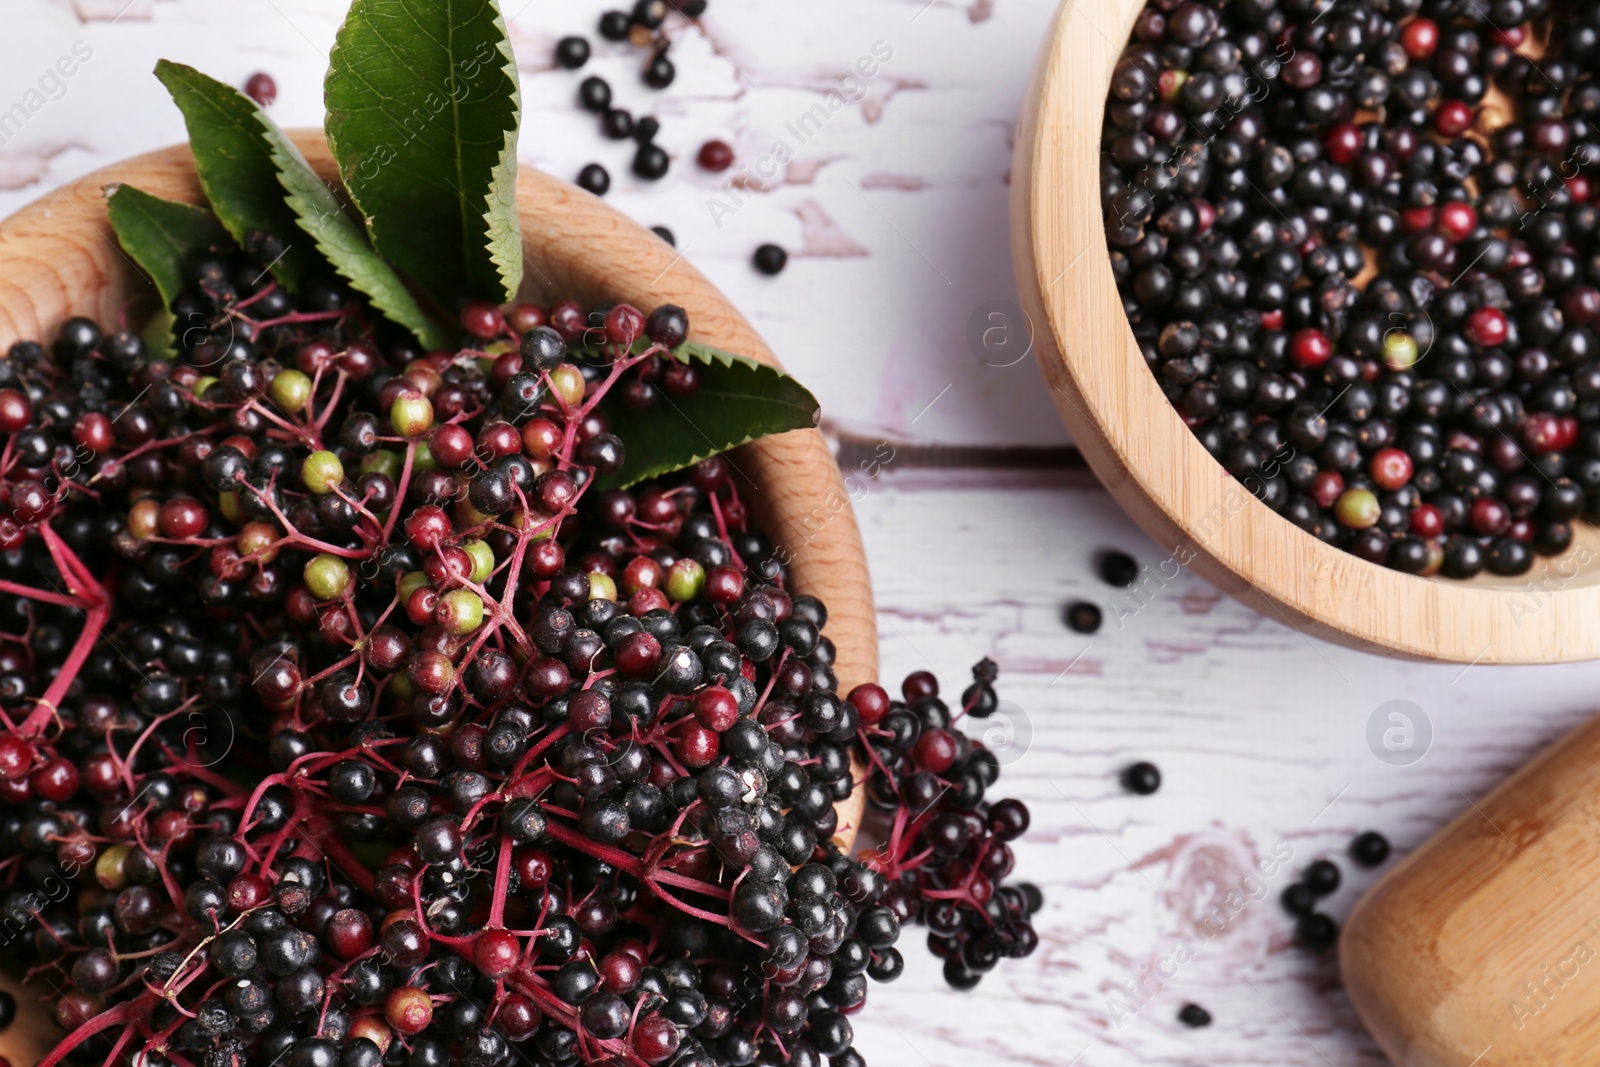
top-left (1341, 711), bottom-right (1600, 1065)
top-left (0, 134), bottom-right (874, 1063)
top-left (1012, 0), bottom-right (1600, 663)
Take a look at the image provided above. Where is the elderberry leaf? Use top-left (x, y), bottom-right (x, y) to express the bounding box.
top-left (257, 119), bottom-right (451, 351)
top-left (154, 59), bottom-right (320, 290)
top-left (103, 183), bottom-right (228, 359)
top-left (324, 0), bottom-right (523, 306)
top-left (153, 59), bottom-right (448, 350)
top-left (597, 341), bottom-right (821, 491)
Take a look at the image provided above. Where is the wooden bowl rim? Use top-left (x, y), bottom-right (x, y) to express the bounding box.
top-left (0, 132), bottom-right (875, 1059)
top-left (1012, 0), bottom-right (1600, 663)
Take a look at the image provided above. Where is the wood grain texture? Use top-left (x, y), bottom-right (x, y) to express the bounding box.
top-left (1010, 0), bottom-right (1600, 664)
top-left (0, 133), bottom-right (871, 1062)
top-left (1341, 711), bottom-right (1600, 1066)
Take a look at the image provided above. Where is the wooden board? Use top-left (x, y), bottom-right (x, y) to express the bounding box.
top-left (1342, 710), bottom-right (1600, 1066)
top-left (0, 134), bottom-right (873, 1063)
top-left (1010, 0), bottom-right (1600, 663)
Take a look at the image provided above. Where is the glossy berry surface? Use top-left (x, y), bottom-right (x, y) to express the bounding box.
top-left (1103, 0), bottom-right (1600, 580)
top-left (1350, 830), bottom-right (1392, 867)
top-left (0, 279), bottom-right (1035, 1067)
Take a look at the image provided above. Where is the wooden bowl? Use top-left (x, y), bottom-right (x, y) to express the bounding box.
top-left (1011, 0), bottom-right (1600, 663)
top-left (0, 134), bottom-right (874, 1063)
top-left (1341, 711), bottom-right (1600, 1065)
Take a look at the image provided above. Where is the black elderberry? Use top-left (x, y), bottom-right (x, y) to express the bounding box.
top-left (1350, 830), bottom-right (1391, 867)
top-left (1098, 551), bottom-right (1139, 587)
top-left (644, 51), bottom-right (675, 89)
top-left (1121, 760), bottom-right (1161, 794)
top-left (1296, 912), bottom-right (1340, 952)
top-left (1065, 600), bottom-right (1103, 633)
top-left (1281, 882), bottom-right (1317, 917)
top-left (577, 163), bottom-right (610, 196)
top-left (579, 75), bottom-right (612, 113)
top-left (556, 35), bottom-right (591, 69)
top-left (1304, 858), bottom-right (1341, 896)
top-left (753, 243), bottom-right (788, 275)
top-left (633, 143), bottom-right (670, 180)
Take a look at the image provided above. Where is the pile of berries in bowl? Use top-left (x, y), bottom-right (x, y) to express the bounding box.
top-left (1103, 0), bottom-right (1600, 580)
top-left (0, 266), bottom-right (1039, 1067)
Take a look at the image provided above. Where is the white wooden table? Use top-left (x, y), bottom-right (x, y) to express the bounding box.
top-left (7, 3), bottom-right (1600, 1065)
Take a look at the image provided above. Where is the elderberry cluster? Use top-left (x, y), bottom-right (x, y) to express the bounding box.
top-left (1105, 0), bottom-right (1600, 578)
top-left (0, 231), bottom-right (1037, 1067)
top-left (860, 661), bottom-right (1042, 991)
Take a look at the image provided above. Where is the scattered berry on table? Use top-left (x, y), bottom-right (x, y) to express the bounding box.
top-left (651, 225), bottom-right (676, 245)
top-left (644, 50), bottom-right (676, 89)
top-left (633, 142), bottom-right (670, 180)
top-left (577, 162), bottom-right (611, 195)
top-left (601, 106), bottom-right (634, 139)
top-left (1178, 1002), bottom-right (1212, 1028)
top-left (1351, 830), bottom-right (1392, 867)
top-left (1305, 858), bottom-right (1342, 897)
top-left (579, 74), bottom-right (612, 113)
top-left (555, 34), bottom-right (590, 69)
top-left (1297, 913), bottom-right (1340, 952)
top-left (1281, 882), bottom-right (1317, 917)
top-left (1122, 760), bottom-right (1162, 795)
top-left (1098, 550), bottom-right (1139, 587)
top-left (698, 138), bottom-right (735, 172)
top-left (1065, 600), bottom-right (1103, 634)
top-left (599, 9), bottom-right (631, 39)
top-left (243, 71), bottom-right (276, 106)
top-left (753, 243), bottom-right (788, 275)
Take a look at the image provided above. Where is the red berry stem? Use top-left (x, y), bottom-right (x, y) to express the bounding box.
top-left (34, 999), bottom-right (130, 1067)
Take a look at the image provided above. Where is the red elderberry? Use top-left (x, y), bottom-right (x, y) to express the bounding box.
top-left (693, 686), bottom-right (739, 731)
top-left (847, 683), bottom-right (890, 726)
top-left (0, 736), bottom-right (35, 780)
top-left (473, 928), bottom-right (521, 977)
top-left (325, 908), bottom-right (375, 959)
top-left (913, 728), bottom-right (959, 773)
top-left (405, 505), bottom-right (452, 551)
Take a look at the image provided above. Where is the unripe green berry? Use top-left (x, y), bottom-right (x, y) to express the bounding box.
top-left (304, 553), bottom-right (353, 600)
top-left (1334, 487), bottom-right (1380, 529)
top-left (270, 369), bottom-right (313, 413)
top-left (397, 571), bottom-right (432, 603)
top-left (463, 540), bottom-right (495, 584)
top-left (549, 365), bottom-right (585, 408)
top-left (589, 572), bottom-right (617, 601)
top-left (437, 588), bottom-right (485, 635)
top-left (1382, 331), bottom-right (1419, 371)
top-left (302, 450), bottom-right (344, 495)
top-left (412, 442), bottom-right (438, 472)
top-left (391, 391), bottom-right (435, 438)
top-left (665, 558), bottom-right (705, 602)
top-left (361, 449), bottom-right (403, 481)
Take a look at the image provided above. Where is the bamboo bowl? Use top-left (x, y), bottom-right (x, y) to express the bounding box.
top-left (1012, 0), bottom-right (1600, 663)
top-left (0, 134), bottom-right (874, 1062)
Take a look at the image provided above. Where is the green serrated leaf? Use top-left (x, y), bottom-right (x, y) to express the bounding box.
top-left (597, 341), bottom-right (821, 490)
top-left (154, 60), bottom-right (320, 289)
top-left (141, 307), bottom-right (178, 361)
top-left (325, 0), bottom-right (523, 306)
top-left (104, 183), bottom-right (227, 309)
top-left (256, 117), bottom-right (451, 350)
